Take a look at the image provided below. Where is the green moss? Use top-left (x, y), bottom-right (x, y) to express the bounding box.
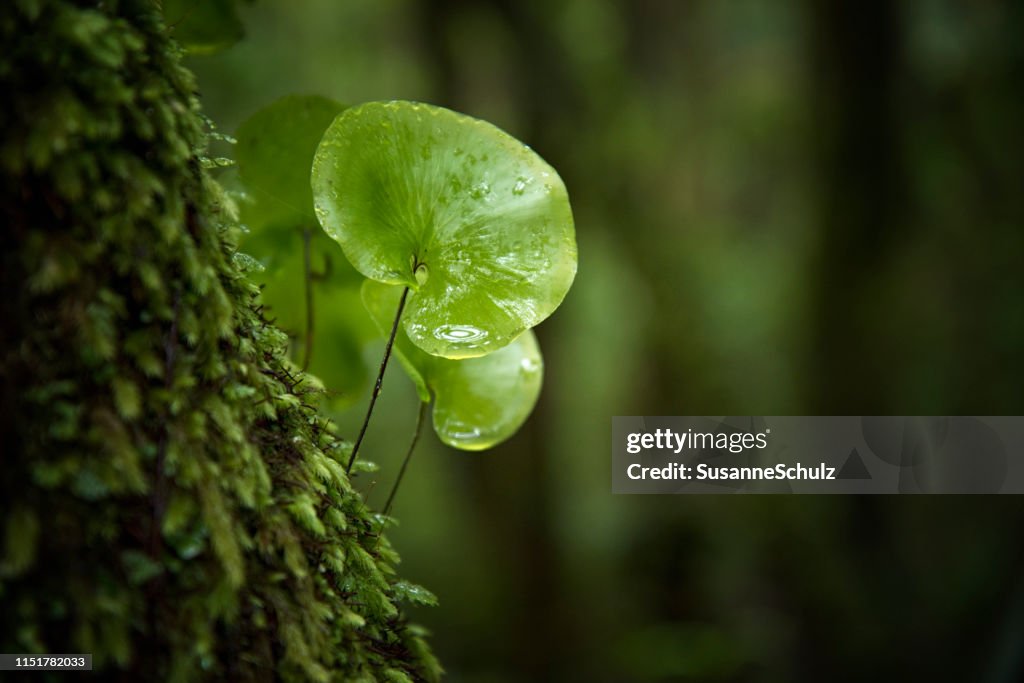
top-left (0, 1), bottom-right (440, 680)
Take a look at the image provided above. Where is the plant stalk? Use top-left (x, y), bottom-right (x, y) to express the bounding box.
top-left (383, 400), bottom-right (428, 516)
top-left (346, 286), bottom-right (410, 473)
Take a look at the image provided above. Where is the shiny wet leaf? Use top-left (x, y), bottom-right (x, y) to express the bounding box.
top-left (313, 101), bottom-right (576, 359)
top-left (362, 281), bottom-right (543, 450)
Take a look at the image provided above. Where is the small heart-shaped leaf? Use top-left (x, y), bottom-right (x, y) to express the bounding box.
top-left (313, 101), bottom-right (576, 359)
top-left (235, 95), bottom-right (372, 406)
top-left (362, 281), bottom-right (543, 450)
top-left (236, 95), bottom-right (345, 235)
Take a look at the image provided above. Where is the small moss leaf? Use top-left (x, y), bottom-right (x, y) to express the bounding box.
top-left (236, 95), bottom-right (346, 235)
top-left (392, 580), bottom-right (439, 607)
top-left (362, 281), bottom-right (543, 450)
top-left (313, 101), bottom-right (577, 359)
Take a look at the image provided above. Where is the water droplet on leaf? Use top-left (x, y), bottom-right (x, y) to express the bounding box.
top-left (433, 324), bottom-right (488, 345)
top-left (469, 181), bottom-right (490, 200)
top-left (520, 357), bottom-right (540, 373)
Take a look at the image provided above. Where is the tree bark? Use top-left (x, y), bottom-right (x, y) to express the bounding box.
top-left (0, 2), bottom-right (438, 680)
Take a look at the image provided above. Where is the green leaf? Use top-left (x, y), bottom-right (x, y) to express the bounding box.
top-left (362, 281), bottom-right (543, 450)
top-left (313, 101), bottom-right (576, 359)
top-left (163, 0), bottom-right (244, 55)
top-left (429, 331), bottom-right (542, 450)
top-left (235, 96), bottom-right (373, 406)
top-left (236, 95), bottom-right (346, 236)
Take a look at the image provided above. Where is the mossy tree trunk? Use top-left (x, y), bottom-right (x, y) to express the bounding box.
top-left (0, 2), bottom-right (439, 681)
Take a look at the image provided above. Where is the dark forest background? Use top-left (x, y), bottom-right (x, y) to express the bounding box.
top-left (190, 1), bottom-right (1024, 681)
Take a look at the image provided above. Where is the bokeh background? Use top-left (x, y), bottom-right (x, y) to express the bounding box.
top-left (188, 1), bottom-right (1024, 681)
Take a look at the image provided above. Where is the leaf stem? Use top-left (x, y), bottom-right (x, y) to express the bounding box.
top-left (383, 400), bottom-right (428, 516)
top-left (346, 286), bottom-right (410, 474)
top-left (301, 228), bottom-right (314, 371)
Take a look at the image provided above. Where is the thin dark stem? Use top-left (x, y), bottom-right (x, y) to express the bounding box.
top-left (346, 286), bottom-right (410, 474)
top-left (301, 228), bottom-right (314, 372)
top-left (383, 400), bottom-right (428, 517)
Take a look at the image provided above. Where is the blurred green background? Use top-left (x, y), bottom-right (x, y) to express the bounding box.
top-left (187, 1), bottom-right (1024, 681)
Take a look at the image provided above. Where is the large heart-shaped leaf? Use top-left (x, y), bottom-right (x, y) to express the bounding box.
top-left (362, 281), bottom-right (543, 450)
top-left (313, 101), bottom-right (577, 359)
top-left (236, 95), bottom-right (345, 235)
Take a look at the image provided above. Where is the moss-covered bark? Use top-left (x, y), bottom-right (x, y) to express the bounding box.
top-left (0, 1), bottom-right (440, 680)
